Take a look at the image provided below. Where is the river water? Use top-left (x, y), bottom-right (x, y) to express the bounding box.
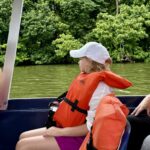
top-left (10, 63), bottom-right (150, 98)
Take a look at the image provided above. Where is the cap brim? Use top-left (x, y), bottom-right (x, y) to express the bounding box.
top-left (70, 49), bottom-right (85, 58)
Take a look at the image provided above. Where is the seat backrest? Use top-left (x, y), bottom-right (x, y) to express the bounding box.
top-left (119, 120), bottom-right (131, 150)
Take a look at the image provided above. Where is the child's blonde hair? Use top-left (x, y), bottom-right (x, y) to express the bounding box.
top-left (86, 57), bottom-right (112, 73)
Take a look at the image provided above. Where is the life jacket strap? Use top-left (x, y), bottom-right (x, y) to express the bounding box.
top-left (87, 127), bottom-right (97, 150)
top-left (64, 97), bottom-right (87, 115)
top-left (57, 91), bottom-right (68, 102)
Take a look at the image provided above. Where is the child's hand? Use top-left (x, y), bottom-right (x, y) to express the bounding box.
top-left (43, 126), bottom-right (63, 137)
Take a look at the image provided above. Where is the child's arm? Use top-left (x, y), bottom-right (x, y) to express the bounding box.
top-left (44, 124), bottom-right (88, 137)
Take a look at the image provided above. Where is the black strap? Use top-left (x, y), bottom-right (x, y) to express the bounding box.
top-left (87, 127), bottom-right (97, 150)
top-left (63, 97), bottom-right (87, 115)
top-left (46, 91), bottom-right (67, 128)
top-left (57, 91), bottom-right (68, 102)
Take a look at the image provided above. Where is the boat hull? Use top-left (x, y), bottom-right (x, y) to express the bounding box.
top-left (0, 96), bottom-right (145, 150)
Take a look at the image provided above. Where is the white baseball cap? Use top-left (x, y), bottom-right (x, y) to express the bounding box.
top-left (70, 42), bottom-right (110, 64)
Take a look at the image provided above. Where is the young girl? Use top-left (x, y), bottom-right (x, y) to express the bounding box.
top-left (16, 42), bottom-right (132, 150)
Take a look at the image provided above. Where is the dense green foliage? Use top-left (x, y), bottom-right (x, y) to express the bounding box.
top-left (0, 0), bottom-right (150, 65)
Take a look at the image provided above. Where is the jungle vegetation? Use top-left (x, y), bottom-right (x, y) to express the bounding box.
top-left (0, 0), bottom-right (150, 65)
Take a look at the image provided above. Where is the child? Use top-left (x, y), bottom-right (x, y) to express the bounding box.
top-left (16, 42), bottom-right (132, 150)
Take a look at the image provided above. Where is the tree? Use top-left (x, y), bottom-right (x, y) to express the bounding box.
top-left (0, 0), bottom-right (12, 65)
top-left (19, 0), bottom-right (69, 64)
top-left (52, 33), bottom-right (82, 63)
top-left (54, 0), bottom-right (98, 39)
top-left (86, 4), bottom-right (150, 62)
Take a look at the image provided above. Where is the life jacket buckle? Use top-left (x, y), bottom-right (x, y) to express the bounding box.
top-left (71, 99), bottom-right (79, 112)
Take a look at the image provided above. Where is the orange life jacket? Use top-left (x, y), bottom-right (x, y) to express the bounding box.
top-left (53, 71), bottom-right (132, 127)
top-left (79, 95), bottom-right (129, 150)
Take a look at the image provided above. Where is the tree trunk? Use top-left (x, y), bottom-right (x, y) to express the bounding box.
top-left (116, 0), bottom-right (119, 15)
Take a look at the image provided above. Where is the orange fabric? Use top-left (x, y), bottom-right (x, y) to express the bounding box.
top-left (99, 71), bottom-right (132, 89)
top-left (53, 71), bottom-right (132, 127)
top-left (80, 132), bottom-right (90, 150)
top-left (80, 95), bottom-right (129, 150)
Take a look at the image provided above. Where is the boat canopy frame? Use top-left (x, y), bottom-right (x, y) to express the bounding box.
top-left (0, 0), bottom-right (24, 110)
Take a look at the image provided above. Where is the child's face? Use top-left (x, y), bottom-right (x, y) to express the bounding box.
top-left (78, 57), bottom-right (92, 73)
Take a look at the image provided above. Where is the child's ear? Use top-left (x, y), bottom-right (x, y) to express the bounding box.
top-left (105, 58), bottom-right (112, 65)
top-left (104, 58), bottom-right (112, 70)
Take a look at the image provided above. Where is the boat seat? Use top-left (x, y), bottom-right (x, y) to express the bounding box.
top-left (119, 120), bottom-right (131, 150)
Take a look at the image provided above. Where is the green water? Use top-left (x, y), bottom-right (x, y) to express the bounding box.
top-left (10, 63), bottom-right (150, 98)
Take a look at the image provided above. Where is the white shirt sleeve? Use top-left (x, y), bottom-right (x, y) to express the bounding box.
top-left (86, 82), bottom-right (113, 131)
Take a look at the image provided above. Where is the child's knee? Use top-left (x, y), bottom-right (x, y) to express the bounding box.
top-left (16, 138), bottom-right (33, 150)
top-left (16, 139), bottom-right (25, 150)
top-left (19, 132), bottom-right (26, 140)
top-left (19, 131), bottom-right (29, 139)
